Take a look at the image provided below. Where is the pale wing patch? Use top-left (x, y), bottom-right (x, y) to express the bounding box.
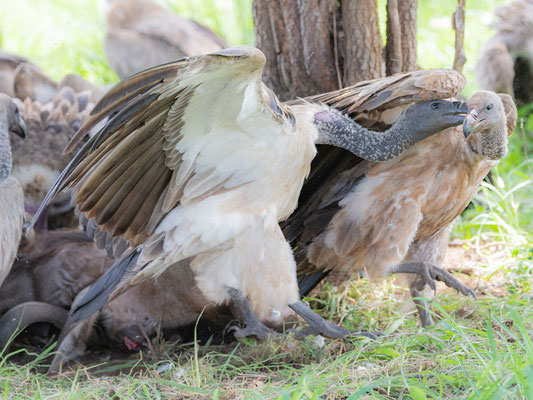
top-left (0, 177), bottom-right (24, 286)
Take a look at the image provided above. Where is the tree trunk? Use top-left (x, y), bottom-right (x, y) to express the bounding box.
top-left (385, 0), bottom-right (402, 75)
top-left (341, 0), bottom-right (383, 86)
top-left (398, 0), bottom-right (418, 72)
top-left (252, 0), bottom-right (383, 100)
top-left (385, 0), bottom-right (417, 75)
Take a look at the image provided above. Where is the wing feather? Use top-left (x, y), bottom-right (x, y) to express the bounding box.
top-left (33, 46), bottom-right (289, 252)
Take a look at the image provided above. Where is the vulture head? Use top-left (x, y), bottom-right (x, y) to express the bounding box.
top-left (0, 94), bottom-right (26, 139)
top-left (314, 99), bottom-right (467, 162)
top-left (400, 99), bottom-right (468, 139)
top-left (463, 91), bottom-right (517, 160)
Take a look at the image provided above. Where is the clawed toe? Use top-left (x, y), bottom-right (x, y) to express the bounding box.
top-left (289, 300), bottom-right (380, 340)
top-left (229, 323), bottom-right (279, 340)
top-left (430, 266), bottom-right (476, 299)
top-left (392, 262), bottom-right (476, 299)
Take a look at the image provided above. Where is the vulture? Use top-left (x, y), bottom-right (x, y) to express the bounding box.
top-left (0, 51), bottom-right (28, 98)
top-left (0, 229), bottom-right (112, 351)
top-left (10, 86), bottom-right (95, 229)
top-left (0, 229), bottom-right (229, 366)
top-left (288, 89), bottom-right (517, 326)
top-left (33, 47), bottom-right (468, 369)
top-left (105, 0), bottom-right (228, 79)
top-left (475, 0), bottom-right (533, 104)
top-left (0, 94), bottom-right (26, 287)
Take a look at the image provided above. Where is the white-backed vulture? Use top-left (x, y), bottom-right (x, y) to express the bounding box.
top-left (105, 0), bottom-right (228, 79)
top-left (475, 0), bottom-right (533, 104)
top-left (33, 47), bottom-right (469, 369)
top-left (289, 90), bottom-right (516, 326)
top-left (0, 94), bottom-right (26, 287)
top-left (10, 86), bottom-right (95, 229)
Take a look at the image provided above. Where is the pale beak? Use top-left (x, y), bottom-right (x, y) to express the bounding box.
top-left (463, 108), bottom-right (478, 138)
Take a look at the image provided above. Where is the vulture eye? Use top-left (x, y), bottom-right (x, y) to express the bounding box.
top-left (486, 104), bottom-right (493, 111)
top-left (431, 103), bottom-right (440, 110)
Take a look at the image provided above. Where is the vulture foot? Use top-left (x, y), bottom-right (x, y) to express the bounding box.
top-left (288, 300), bottom-right (381, 340)
top-left (411, 281), bottom-right (434, 327)
top-left (226, 287), bottom-right (280, 340)
top-left (391, 262), bottom-right (476, 299)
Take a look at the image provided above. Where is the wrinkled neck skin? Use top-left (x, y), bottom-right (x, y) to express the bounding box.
top-left (0, 115), bottom-right (11, 183)
top-left (315, 114), bottom-right (417, 162)
top-left (468, 122), bottom-right (508, 161)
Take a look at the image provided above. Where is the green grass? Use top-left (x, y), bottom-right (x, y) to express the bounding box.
top-left (2, 279), bottom-right (533, 399)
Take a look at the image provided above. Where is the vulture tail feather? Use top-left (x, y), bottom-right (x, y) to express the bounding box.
top-left (69, 248), bottom-right (142, 325)
top-left (298, 270), bottom-right (332, 297)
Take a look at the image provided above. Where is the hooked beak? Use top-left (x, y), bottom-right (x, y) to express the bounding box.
top-left (11, 116), bottom-right (26, 138)
top-left (445, 101), bottom-right (469, 125)
top-left (463, 108), bottom-right (478, 138)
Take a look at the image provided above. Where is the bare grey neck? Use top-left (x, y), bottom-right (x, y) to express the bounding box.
top-left (315, 114), bottom-right (417, 162)
top-left (0, 116), bottom-right (12, 183)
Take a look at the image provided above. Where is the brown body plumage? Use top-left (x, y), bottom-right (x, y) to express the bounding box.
top-left (105, 0), bottom-right (228, 79)
top-left (292, 91), bottom-right (516, 325)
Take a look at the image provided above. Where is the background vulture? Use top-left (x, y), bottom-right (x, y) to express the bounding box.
top-left (0, 229), bottom-right (112, 351)
top-left (105, 0), bottom-right (228, 79)
top-left (0, 51), bottom-right (29, 99)
top-left (475, 0), bottom-right (533, 104)
top-left (287, 82), bottom-right (517, 325)
top-left (10, 86), bottom-right (96, 230)
top-left (0, 229), bottom-right (229, 363)
top-left (0, 94), bottom-right (26, 287)
top-left (32, 46), bottom-right (469, 370)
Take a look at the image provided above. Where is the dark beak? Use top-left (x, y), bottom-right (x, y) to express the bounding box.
top-left (463, 108), bottom-right (478, 138)
top-left (454, 101), bottom-right (469, 114)
top-left (444, 101), bottom-right (468, 126)
top-left (11, 116), bottom-right (26, 138)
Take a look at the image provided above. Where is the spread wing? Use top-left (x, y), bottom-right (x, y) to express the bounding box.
top-left (281, 69), bottom-right (465, 294)
top-left (33, 46), bottom-right (292, 258)
top-left (0, 177), bottom-right (24, 287)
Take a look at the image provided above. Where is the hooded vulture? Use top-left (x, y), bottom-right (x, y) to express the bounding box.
top-left (32, 47), bottom-right (469, 369)
top-left (475, 0), bottom-right (533, 104)
top-left (0, 94), bottom-right (26, 287)
top-left (287, 86), bottom-right (517, 326)
top-left (10, 86), bottom-right (95, 229)
top-left (105, 0), bottom-right (228, 79)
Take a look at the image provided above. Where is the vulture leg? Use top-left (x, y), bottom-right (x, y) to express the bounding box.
top-left (226, 287), bottom-right (280, 340)
top-left (391, 262), bottom-right (476, 298)
top-left (410, 277), bottom-right (434, 327)
top-left (288, 300), bottom-right (381, 340)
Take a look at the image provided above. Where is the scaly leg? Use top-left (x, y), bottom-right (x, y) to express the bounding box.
top-left (410, 277), bottom-right (434, 327)
top-left (391, 262), bottom-right (476, 298)
top-left (288, 300), bottom-right (381, 340)
top-left (226, 287), bottom-right (279, 340)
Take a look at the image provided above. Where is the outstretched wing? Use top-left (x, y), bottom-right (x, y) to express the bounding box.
top-left (282, 69), bottom-right (465, 294)
top-left (33, 46), bottom-right (293, 256)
